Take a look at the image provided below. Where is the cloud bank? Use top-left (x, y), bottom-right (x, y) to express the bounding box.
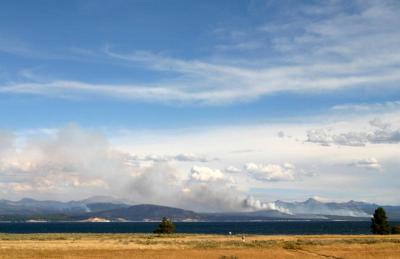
top-left (0, 125), bottom-right (284, 212)
top-left (307, 119), bottom-right (400, 146)
top-left (349, 158), bottom-right (382, 171)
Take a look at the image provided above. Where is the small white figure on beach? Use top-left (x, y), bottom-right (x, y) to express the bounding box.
top-left (241, 235), bottom-right (245, 242)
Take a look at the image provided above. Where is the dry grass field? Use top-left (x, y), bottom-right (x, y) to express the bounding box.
top-left (0, 233), bottom-right (398, 259)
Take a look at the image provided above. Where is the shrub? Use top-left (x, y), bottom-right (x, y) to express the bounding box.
top-left (153, 217), bottom-right (176, 234)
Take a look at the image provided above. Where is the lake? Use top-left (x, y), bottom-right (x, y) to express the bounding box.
top-left (1, 221), bottom-right (399, 234)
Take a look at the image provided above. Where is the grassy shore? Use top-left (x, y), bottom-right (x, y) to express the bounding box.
top-left (0, 233), bottom-right (398, 258)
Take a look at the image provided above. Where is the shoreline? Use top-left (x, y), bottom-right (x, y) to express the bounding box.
top-left (0, 219), bottom-right (374, 223)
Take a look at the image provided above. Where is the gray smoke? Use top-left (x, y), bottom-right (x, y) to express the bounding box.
top-left (0, 125), bottom-right (266, 212)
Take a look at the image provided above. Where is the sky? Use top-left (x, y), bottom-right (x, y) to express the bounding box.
top-left (0, 0), bottom-right (399, 211)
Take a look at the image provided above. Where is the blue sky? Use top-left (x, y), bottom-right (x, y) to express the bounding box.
top-left (0, 0), bottom-right (399, 209)
top-left (1, 0), bottom-right (399, 130)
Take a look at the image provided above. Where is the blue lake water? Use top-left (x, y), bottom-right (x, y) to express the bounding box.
top-left (1, 221), bottom-right (399, 235)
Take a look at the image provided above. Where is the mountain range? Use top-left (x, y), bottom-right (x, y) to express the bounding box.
top-left (0, 196), bottom-right (398, 222)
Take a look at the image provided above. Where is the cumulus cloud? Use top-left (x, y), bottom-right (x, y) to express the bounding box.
top-left (244, 163), bottom-right (296, 181)
top-left (307, 119), bottom-right (400, 146)
top-left (190, 166), bottom-right (225, 182)
top-left (224, 162), bottom-right (312, 182)
top-left (306, 128), bottom-right (367, 147)
top-left (349, 158), bottom-right (382, 171)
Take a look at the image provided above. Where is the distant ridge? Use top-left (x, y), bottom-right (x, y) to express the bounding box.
top-left (0, 197), bottom-right (398, 222)
top-left (81, 204), bottom-right (202, 221)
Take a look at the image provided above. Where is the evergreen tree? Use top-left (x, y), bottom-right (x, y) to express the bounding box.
top-left (153, 217), bottom-right (176, 234)
top-left (371, 207), bottom-right (391, 234)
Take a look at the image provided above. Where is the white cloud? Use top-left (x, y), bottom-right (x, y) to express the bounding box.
top-left (111, 111), bottom-right (400, 204)
top-left (307, 119), bottom-right (400, 146)
top-left (225, 166), bottom-right (241, 174)
top-left (349, 158), bottom-right (382, 171)
top-left (331, 101), bottom-right (400, 113)
top-left (125, 153), bottom-right (213, 164)
top-left (244, 162), bottom-right (296, 182)
top-left (190, 166), bottom-right (225, 182)
top-left (174, 153), bottom-right (212, 162)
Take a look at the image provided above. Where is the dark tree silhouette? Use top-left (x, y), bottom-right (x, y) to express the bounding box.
top-left (153, 217), bottom-right (176, 234)
top-left (392, 225), bottom-right (400, 234)
top-left (371, 207), bottom-right (391, 234)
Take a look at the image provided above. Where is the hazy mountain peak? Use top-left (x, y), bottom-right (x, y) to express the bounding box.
top-left (81, 196), bottom-right (128, 205)
top-left (305, 198), bottom-right (322, 204)
top-left (0, 197), bottom-right (397, 221)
